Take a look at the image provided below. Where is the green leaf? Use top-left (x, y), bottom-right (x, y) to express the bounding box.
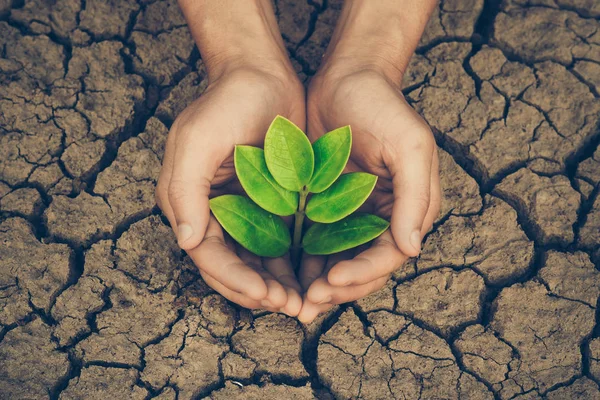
top-left (234, 145), bottom-right (298, 216)
top-left (264, 115), bottom-right (314, 191)
top-left (307, 126), bottom-right (352, 193)
top-left (302, 213), bottom-right (389, 255)
top-left (305, 172), bottom-right (377, 223)
top-left (209, 195), bottom-right (291, 257)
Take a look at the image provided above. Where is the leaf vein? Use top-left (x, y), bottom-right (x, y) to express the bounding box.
top-left (211, 204), bottom-right (288, 245)
top-left (309, 181), bottom-right (374, 209)
top-left (304, 224), bottom-right (385, 245)
top-left (239, 151), bottom-right (296, 209)
top-left (311, 135), bottom-right (349, 184)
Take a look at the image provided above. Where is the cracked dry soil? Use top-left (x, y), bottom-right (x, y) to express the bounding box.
top-left (1, 0), bottom-right (599, 399)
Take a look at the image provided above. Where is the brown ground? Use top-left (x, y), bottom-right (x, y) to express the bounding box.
top-left (1, 0), bottom-right (599, 399)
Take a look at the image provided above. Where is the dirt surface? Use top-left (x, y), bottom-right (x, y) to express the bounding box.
top-left (0, 0), bottom-right (599, 399)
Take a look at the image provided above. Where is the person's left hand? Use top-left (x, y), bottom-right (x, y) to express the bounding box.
top-left (298, 66), bottom-right (441, 323)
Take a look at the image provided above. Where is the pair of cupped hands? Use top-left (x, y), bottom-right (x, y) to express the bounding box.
top-left (156, 59), bottom-right (441, 324)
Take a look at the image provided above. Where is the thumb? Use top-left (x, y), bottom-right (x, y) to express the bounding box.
top-left (388, 136), bottom-right (434, 257)
top-left (168, 137), bottom-right (222, 250)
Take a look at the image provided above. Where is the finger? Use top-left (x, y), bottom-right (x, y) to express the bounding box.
top-left (199, 270), bottom-right (262, 310)
top-left (422, 147), bottom-right (441, 234)
top-left (200, 232), bottom-right (278, 312)
top-left (156, 123), bottom-right (178, 229)
top-left (327, 230), bottom-right (408, 286)
top-left (263, 255), bottom-right (302, 316)
top-left (388, 131), bottom-right (435, 257)
top-left (325, 250), bottom-right (355, 272)
top-left (223, 231), bottom-right (237, 253)
top-left (263, 254), bottom-right (302, 292)
top-left (305, 251), bottom-right (354, 304)
top-left (261, 278), bottom-right (288, 310)
top-left (281, 287), bottom-right (302, 317)
top-left (168, 127), bottom-right (224, 250)
top-left (188, 217), bottom-right (268, 300)
top-left (220, 235), bottom-right (281, 311)
top-left (307, 275), bottom-right (389, 305)
top-left (237, 248), bottom-right (288, 309)
top-left (298, 253), bottom-right (326, 291)
top-left (297, 297), bottom-right (333, 324)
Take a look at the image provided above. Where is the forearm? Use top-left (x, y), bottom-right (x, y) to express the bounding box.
top-left (323, 0), bottom-right (438, 82)
top-left (178, 0), bottom-right (293, 80)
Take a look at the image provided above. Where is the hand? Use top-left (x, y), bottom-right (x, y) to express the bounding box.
top-left (298, 67), bottom-right (441, 323)
top-left (156, 65), bottom-right (305, 316)
top-left (294, 0), bottom-right (440, 323)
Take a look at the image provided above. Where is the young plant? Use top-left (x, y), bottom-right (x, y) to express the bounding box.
top-left (209, 116), bottom-right (389, 264)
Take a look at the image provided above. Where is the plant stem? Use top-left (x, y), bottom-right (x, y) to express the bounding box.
top-left (291, 188), bottom-right (308, 269)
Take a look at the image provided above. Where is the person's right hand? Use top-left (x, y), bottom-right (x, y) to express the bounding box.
top-left (156, 64), bottom-right (305, 316)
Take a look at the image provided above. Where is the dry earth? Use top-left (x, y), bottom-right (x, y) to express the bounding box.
top-left (1, 0), bottom-right (599, 399)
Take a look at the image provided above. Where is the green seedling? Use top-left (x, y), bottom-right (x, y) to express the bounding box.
top-left (209, 115), bottom-right (389, 263)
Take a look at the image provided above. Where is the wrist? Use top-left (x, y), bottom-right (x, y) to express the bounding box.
top-left (179, 0), bottom-right (294, 82)
top-left (320, 0), bottom-right (437, 83)
top-left (207, 53), bottom-right (298, 88)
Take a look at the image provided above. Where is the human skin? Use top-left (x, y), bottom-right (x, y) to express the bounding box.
top-left (156, 0), bottom-right (305, 316)
top-left (297, 0), bottom-right (440, 322)
top-left (157, 0), bottom-right (440, 322)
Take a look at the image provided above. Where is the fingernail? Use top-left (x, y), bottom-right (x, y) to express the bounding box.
top-left (260, 299), bottom-right (273, 308)
top-left (410, 230), bottom-right (421, 253)
top-left (177, 223), bottom-right (193, 245)
top-left (317, 296), bottom-right (331, 305)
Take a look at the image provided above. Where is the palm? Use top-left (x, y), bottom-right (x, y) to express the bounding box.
top-left (206, 75), bottom-right (305, 314)
top-left (157, 68), bottom-right (305, 316)
top-left (205, 156), bottom-right (304, 316)
top-left (297, 70), bottom-right (440, 323)
top-left (307, 71), bottom-right (424, 220)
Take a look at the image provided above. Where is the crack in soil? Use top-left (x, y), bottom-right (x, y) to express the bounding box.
top-left (2, 0), bottom-right (600, 398)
